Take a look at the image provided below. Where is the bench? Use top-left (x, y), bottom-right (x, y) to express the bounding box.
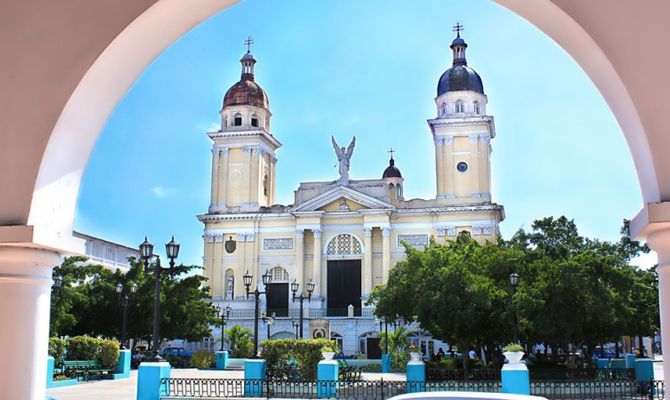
top-left (337, 359), bottom-right (362, 381)
top-left (62, 360), bottom-right (108, 380)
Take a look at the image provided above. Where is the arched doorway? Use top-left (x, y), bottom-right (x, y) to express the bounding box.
top-left (325, 233), bottom-right (364, 316)
top-left (265, 266), bottom-right (290, 317)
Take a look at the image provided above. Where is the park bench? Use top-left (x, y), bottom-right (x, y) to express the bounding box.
top-left (62, 360), bottom-right (109, 380)
top-left (337, 359), bottom-right (362, 381)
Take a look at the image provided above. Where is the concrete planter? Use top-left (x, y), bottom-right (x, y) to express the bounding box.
top-left (503, 351), bottom-right (525, 366)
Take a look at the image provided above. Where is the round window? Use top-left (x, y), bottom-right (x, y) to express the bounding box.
top-left (456, 162), bottom-right (468, 172)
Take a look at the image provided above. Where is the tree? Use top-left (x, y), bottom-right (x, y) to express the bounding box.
top-left (225, 325), bottom-right (254, 358)
top-left (50, 256), bottom-right (218, 345)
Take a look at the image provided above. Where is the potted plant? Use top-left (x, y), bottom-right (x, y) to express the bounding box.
top-left (408, 344), bottom-right (422, 362)
top-left (321, 346), bottom-right (335, 360)
top-left (502, 343), bottom-right (524, 365)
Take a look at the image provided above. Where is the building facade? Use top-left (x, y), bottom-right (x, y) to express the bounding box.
top-left (72, 231), bottom-right (139, 273)
top-left (199, 32), bottom-right (504, 357)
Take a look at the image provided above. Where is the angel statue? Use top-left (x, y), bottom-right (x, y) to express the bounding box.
top-left (331, 136), bottom-right (356, 182)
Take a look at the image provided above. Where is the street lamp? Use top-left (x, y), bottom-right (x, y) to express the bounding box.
top-left (291, 279), bottom-right (315, 339)
top-left (509, 272), bottom-right (520, 343)
top-left (292, 318), bottom-right (300, 339)
top-left (215, 304), bottom-right (232, 351)
top-left (243, 269), bottom-right (272, 358)
top-left (115, 282), bottom-right (138, 349)
top-left (139, 236), bottom-right (180, 361)
top-left (378, 317), bottom-right (389, 355)
top-left (261, 311), bottom-right (276, 340)
top-left (52, 276), bottom-right (62, 291)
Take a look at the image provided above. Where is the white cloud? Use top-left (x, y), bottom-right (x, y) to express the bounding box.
top-left (151, 186), bottom-right (175, 198)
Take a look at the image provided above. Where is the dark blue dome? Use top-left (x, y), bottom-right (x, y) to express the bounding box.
top-left (382, 158), bottom-right (402, 179)
top-left (437, 65), bottom-right (484, 96)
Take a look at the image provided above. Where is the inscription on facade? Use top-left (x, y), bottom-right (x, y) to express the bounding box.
top-left (397, 234), bottom-right (429, 248)
top-left (263, 238), bottom-right (293, 251)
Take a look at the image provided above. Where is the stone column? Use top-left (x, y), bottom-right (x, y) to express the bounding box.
top-left (479, 134), bottom-right (491, 198)
top-left (210, 147), bottom-right (220, 211)
top-left (434, 137), bottom-right (444, 198)
top-left (444, 136), bottom-right (455, 198)
top-left (646, 228), bottom-right (670, 381)
top-left (243, 146), bottom-right (253, 203)
top-left (363, 228), bottom-right (372, 295)
top-left (0, 247), bottom-right (61, 400)
top-left (295, 229), bottom-right (304, 290)
top-left (312, 229), bottom-right (322, 295)
top-left (469, 134), bottom-right (480, 197)
top-left (382, 228), bottom-right (391, 284)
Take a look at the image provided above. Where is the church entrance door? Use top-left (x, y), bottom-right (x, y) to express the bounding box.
top-left (367, 337), bottom-right (382, 359)
top-left (266, 283), bottom-right (289, 317)
top-left (327, 259), bottom-right (361, 316)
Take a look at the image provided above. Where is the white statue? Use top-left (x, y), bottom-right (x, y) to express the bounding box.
top-left (331, 136), bottom-right (356, 182)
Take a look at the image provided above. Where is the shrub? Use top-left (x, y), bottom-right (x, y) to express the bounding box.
top-left (361, 363), bottom-right (381, 372)
top-left (261, 338), bottom-right (337, 381)
top-left (503, 343), bottom-right (524, 352)
top-left (66, 336), bottom-right (101, 360)
top-left (191, 350), bottom-right (216, 369)
top-left (98, 339), bottom-right (120, 368)
top-left (49, 337), bottom-right (66, 365)
top-left (225, 325), bottom-right (254, 358)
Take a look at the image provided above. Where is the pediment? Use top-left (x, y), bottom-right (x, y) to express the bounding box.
top-left (290, 186), bottom-right (395, 212)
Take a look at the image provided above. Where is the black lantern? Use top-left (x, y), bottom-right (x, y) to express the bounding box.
top-left (509, 272), bottom-right (520, 288)
top-left (139, 237), bottom-right (154, 260)
top-left (261, 270), bottom-right (272, 286)
top-left (53, 276), bottom-right (63, 289)
top-left (509, 271), bottom-right (520, 343)
top-left (243, 271), bottom-right (253, 288)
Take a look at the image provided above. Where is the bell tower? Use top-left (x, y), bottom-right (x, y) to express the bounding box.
top-left (208, 38), bottom-right (281, 213)
top-left (428, 25), bottom-right (495, 204)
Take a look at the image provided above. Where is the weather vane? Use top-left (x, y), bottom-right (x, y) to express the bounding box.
top-left (453, 22), bottom-right (464, 37)
top-left (244, 36), bottom-right (255, 53)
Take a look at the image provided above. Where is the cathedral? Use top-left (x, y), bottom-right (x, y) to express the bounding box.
top-left (198, 30), bottom-right (504, 357)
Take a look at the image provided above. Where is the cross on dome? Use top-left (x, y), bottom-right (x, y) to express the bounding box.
top-left (453, 22), bottom-right (464, 37)
top-left (388, 148), bottom-right (395, 159)
top-left (244, 36), bottom-right (255, 53)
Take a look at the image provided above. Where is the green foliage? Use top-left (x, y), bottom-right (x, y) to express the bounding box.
top-left (261, 338), bottom-right (337, 381)
top-left (98, 339), bottom-right (120, 368)
top-left (50, 256), bottom-right (217, 344)
top-left (370, 216), bottom-right (658, 365)
top-left (191, 350), bottom-right (216, 369)
top-left (502, 343), bottom-right (524, 352)
top-left (66, 336), bottom-right (101, 360)
top-left (225, 325), bottom-right (254, 358)
top-left (49, 337), bottom-right (66, 365)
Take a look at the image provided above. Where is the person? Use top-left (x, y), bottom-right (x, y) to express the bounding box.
top-left (436, 347), bottom-right (445, 361)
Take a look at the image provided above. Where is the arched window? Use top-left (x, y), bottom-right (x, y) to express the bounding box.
top-left (441, 102), bottom-right (447, 117)
top-left (251, 114), bottom-right (259, 127)
top-left (326, 233), bottom-right (362, 255)
top-left (473, 101), bottom-right (480, 114)
top-left (455, 100), bottom-right (464, 113)
top-left (263, 174), bottom-right (269, 196)
top-left (223, 116), bottom-right (228, 127)
top-left (268, 266), bottom-right (289, 282)
top-left (233, 113), bottom-right (242, 126)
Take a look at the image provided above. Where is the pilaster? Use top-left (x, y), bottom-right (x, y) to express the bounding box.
top-left (295, 229), bottom-right (304, 290)
top-left (469, 134), bottom-right (480, 197)
top-left (434, 137), bottom-right (444, 197)
top-left (210, 147), bottom-right (220, 211)
top-left (218, 148), bottom-right (229, 208)
top-left (444, 136), bottom-right (455, 197)
top-left (312, 229), bottom-right (322, 296)
top-left (363, 228), bottom-right (372, 295)
top-left (382, 227), bottom-right (391, 284)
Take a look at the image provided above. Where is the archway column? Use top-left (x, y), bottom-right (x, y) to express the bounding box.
top-left (632, 202), bottom-right (670, 381)
top-left (0, 246), bottom-right (61, 400)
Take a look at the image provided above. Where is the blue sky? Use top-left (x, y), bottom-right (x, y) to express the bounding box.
top-left (75, 0), bottom-right (651, 267)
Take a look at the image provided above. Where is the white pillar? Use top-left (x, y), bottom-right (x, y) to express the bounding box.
top-left (295, 229), bottom-right (304, 291)
top-left (363, 228), bottom-right (372, 295)
top-left (444, 136), bottom-right (455, 198)
top-left (382, 228), bottom-right (391, 284)
top-left (434, 137), bottom-right (444, 198)
top-left (646, 229), bottom-right (670, 380)
top-left (0, 247), bottom-right (61, 400)
top-left (312, 229), bottom-right (322, 296)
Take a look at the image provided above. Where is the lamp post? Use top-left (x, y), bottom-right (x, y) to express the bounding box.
top-left (509, 272), bottom-right (520, 344)
top-left (292, 318), bottom-right (300, 339)
top-left (261, 311), bottom-right (275, 340)
top-left (243, 269), bottom-right (272, 358)
top-left (290, 279), bottom-right (315, 339)
top-left (115, 282), bottom-right (138, 349)
top-left (52, 276), bottom-right (62, 291)
top-left (139, 236), bottom-right (180, 361)
top-left (215, 304), bottom-right (232, 351)
top-left (378, 317), bottom-right (389, 355)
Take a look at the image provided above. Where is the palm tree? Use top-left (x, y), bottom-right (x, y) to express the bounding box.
top-left (380, 326), bottom-right (412, 355)
top-left (224, 325), bottom-right (254, 358)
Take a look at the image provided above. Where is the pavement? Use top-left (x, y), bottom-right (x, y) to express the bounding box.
top-left (46, 358), bottom-right (666, 400)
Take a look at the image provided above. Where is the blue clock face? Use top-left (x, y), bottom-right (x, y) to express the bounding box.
top-left (456, 162), bottom-right (468, 172)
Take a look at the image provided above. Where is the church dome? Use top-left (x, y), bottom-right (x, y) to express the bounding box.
top-left (437, 32), bottom-right (484, 96)
top-left (223, 80), bottom-right (269, 109)
top-left (382, 157), bottom-right (402, 179)
top-left (222, 49), bottom-right (270, 110)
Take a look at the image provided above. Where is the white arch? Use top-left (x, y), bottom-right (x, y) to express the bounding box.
top-left (323, 232), bottom-right (365, 256)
